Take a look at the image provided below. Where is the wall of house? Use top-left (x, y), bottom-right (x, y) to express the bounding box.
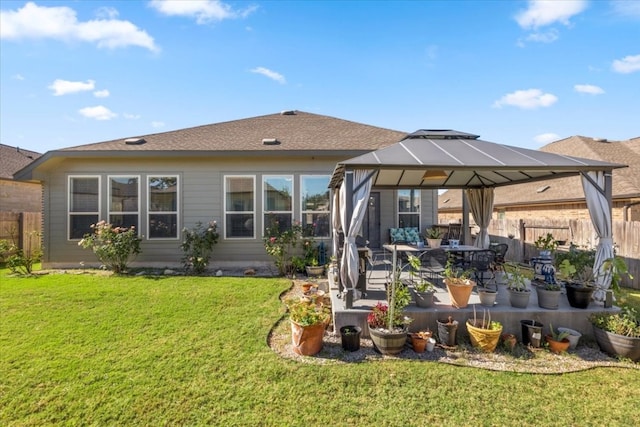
top-left (38, 156), bottom-right (438, 269)
top-left (0, 179), bottom-right (42, 213)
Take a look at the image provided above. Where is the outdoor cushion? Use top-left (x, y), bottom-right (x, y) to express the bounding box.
top-left (404, 227), bottom-right (420, 243)
top-left (389, 228), bottom-right (406, 243)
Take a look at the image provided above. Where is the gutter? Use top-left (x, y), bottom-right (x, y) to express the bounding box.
top-left (623, 200), bottom-right (640, 221)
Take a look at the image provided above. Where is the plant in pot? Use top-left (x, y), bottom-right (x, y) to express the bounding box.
top-left (590, 306), bottom-right (640, 362)
top-left (285, 296), bottom-right (331, 356)
top-left (408, 255), bottom-right (436, 308)
top-left (545, 323), bottom-right (571, 354)
top-left (505, 263), bottom-right (531, 309)
top-left (410, 330), bottom-right (433, 353)
top-left (534, 277), bottom-right (562, 310)
top-left (302, 237), bottom-right (325, 278)
top-left (534, 233), bottom-right (558, 259)
top-left (466, 306), bottom-right (503, 352)
top-left (443, 256), bottom-right (475, 309)
top-left (557, 258), bottom-right (595, 309)
top-left (367, 263), bottom-right (413, 355)
top-left (425, 226), bottom-right (444, 249)
top-left (339, 325), bottom-right (362, 352)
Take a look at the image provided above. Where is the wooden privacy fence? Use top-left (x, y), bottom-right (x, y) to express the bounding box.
top-left (487, 218), bottom-right (639, 289)
top-left (0, 212), bottom-right (42, 259)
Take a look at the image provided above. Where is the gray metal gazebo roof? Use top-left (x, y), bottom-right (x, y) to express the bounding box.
top-left (329, 130), bottom-right (626, 189)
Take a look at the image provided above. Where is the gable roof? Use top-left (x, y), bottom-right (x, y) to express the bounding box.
top-left (438, 135), bottom-right (640, 209)
top-left (15, 111), bottom-right (408, 180)
top-left (0, 144), bottom-right (41, 180)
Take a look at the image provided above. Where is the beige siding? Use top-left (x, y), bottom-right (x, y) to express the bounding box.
top-left (0, 179), bottom-right (42, 213)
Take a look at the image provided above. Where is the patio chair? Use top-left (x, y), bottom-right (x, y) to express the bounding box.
top-left (469, 249), bottom-right (495, 288)
top-left (366, 251), bottom-right (392, 288)
top-left (491, 243), bottom-right (508, 272)
top-left (418, 248), bottom-right (448, 286)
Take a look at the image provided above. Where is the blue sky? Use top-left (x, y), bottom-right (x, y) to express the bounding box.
top-left (1, 0), bottom-right (639, 154)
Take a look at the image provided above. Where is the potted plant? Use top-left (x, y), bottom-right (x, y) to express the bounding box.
top-left (408, 255), bottom-right (436, 308)
top-left (557, 327), bottom-right (582, 349)
top-left (505, 263), bottom-right (531, 308)
top-left (437, 316), bottom-right (459, 347)
top-left (425, 226), bottom-right (444, 249)
top-left (303, 237), bottom-right (325, 277)
top-left (534, 278), bottom-right (562, 310)
top-left (534, 233), bottom-right (558, 259)
top-left (557, 259), bottom-right (595, 309)
top-left (590, 306), bottom-right (640, 362)
top-left (545, 323), bottom-right (571, 354)
top-left (339, 325), bottom-right (362, 352)
top-left (443, 256), bottom-right (475, 309)
top-left (410, 330), bottom-right (432, 353)
top-left (601, 254), bottom-right (634, 292)
top-left (478, 287), bottom-right (498, 307)
top-left (285, 296), bottom-right (331, 356)
top-left (466, 307), bottom-right (503, 352)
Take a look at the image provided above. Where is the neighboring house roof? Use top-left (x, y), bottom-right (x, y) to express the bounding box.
top-left (15, 111), bottom-right (408, 180)
top-left (0, 144), bottom-right (41, 180)
top-left (438, 135), bottom-right (640, 209)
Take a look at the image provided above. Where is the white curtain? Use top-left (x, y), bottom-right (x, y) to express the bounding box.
top-left (340, 170), bottom-right (373, 300)
top-left (465, 188), bottom-right (494, 249)
top-left (581, 171), bottom-right (614, 302)
top-left (331, 189), bottom-right (341, 259)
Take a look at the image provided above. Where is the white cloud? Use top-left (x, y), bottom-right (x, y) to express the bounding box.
top-left (493, 89), bottom-right (558, 109)
top-left (610, 0), bottom-right (640, 18)
top-left (524, 29), bottom-right (559, 43)
top-left (515, 0), bottom-right (587, 29)
top-left (612, 54), bottom-right (640, 74)
top-left (95, 7), bottom-right (119, 20)
top-left (250, 67), bottom-right (286, 84)
top-left (0, 2), bottom-right (159, 52)
top-left (93, 89), bottom-right (110, 98)
top-left (78, 105), bottom-right (117, 120)
top-left (48, 79), bottom-right (95, 96)
top-left (534, 133), bottom-right (560, 145)
top-left (13, 73), bottom-right (25, 80)
top-left (574, 84), bottom-right (604, 95)
top-left (151, 121), bottom-right (165, 128)
top-left (123, 113), bottom-right (141, 120)
top-left (149, 0), bottom-right (258, 24)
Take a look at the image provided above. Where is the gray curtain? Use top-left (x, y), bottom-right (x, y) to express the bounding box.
top-left (465, 188), bottom-right (494, 249)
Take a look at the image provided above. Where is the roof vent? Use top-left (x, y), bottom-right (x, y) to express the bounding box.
top-left (124, 137), bottom-right (146, 145)
top-left (262, 138), bottom-right (280, 145)
top-left (536, 185), bottom-right (551, 193)
top-left (594, 138), bottom-right (609, 143)
top-left (280, 110), bottom-right (296, 115)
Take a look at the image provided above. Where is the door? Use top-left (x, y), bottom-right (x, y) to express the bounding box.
top-left (363, 192), bottom-right (381, 248)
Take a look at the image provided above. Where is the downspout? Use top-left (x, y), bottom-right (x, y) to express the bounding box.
top-left (623, 200), bottom-right (640, 221)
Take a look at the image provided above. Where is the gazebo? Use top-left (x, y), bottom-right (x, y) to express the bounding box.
top-left (329, 130), bottom-right (627, 308)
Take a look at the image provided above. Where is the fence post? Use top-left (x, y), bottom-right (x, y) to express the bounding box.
top-left (519, 219), bottom-right (526, 261)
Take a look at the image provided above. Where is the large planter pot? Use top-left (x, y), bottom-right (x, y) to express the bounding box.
top-left (467, 320), bottom-right (502, 352)
top-left (413, 289), bottom-right (435, 308)
top-left (565, 283), bottom-right (594, 309)
top-left (369, 327), bottom-right (408, 355)
top-left (508, 289), bottom-right (531, 308)
top-left (445, 278), bottom-right (475, 309)
top-left (478, 289), bottom-right (497, 307)
top-left (426, 238), bottom-right (442, 249)
top-left (546, 335), bottom-right (571, 354)
top-left (557, 327), bottom-right (582, 350)
top-left (340, 325), bottom-right (362, 352)
top-left (592, 325), bottom-right (640, 362)
top-left (535, 286), bottom-right (561, 310)
top-left (290, 320), bottom-right (326, 356)
top-left (437, 318), bottom-right (459, 347)
top-left (306, 265), bottom-right (325, 278)
top-left (520, 320), bottom-right (543, 348)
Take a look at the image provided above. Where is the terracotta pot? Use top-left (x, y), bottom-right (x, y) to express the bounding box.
top-left (546, 335), bottom-right (571, 354)
top-left (290, 320), bottom-right (325, 356)
top-left (467, 320), bottom-right (502, 352)
top-left (410, 334), bottom-right (428, 353)
top-left (501, 333), bottom-right (517, 351)
top-left (369, 327), bottom-right (408, 355)
top-left (301, 283), bottom-right (313, 293)
top-left (557, 327), bottom-right (582, 349)
top-left (445, 278), bottom-right (475, 309)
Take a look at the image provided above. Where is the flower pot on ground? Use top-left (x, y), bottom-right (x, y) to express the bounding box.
top-left (340, 325), bottom-right (362, 352)
top-left (590, 307), bottom-right (640, 362)
top-left (501, 333), bottom-right (517, 351)
top-left (285, 296), bottom-right (331, 356)
top-left (534, 280), bottom-right (561, 310)
top-left (466, 307), bottom-right (502, 352)
top-left (546, 324), bottom-right (571, 354)
top-left (557, 327), bottom-right (582, 350)
top-left (443, 257), bottom-right (475, 309)
top-left (520, 319), bottom-right (543, 348)
top-left (478, 289), bottom-right (497, 307)
top-left (437, 316), bottom-right (459, 347)
top-left (410, 330), bottom-right (432, 353)
top-left (426, 337), bottom-right (436, 352)
top-left (305, 265), bottom-right (325, 278)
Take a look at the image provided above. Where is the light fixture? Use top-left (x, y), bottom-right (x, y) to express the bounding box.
top-left (422, 170), bottom-right (448, 180)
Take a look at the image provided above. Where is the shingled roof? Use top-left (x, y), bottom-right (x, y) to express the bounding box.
top-left (438, 135), bottom-right (639, 209)
top-left (0, 144), bottom-right (41, 180)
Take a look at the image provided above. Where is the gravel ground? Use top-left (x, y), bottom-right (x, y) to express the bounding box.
top-left (269, 280), bottom-right (640, 374)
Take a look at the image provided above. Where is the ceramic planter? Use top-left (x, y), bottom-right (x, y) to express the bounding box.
top-left (290, 320), bottom-right (326, 356)
top-left (340, 325), bottom-right (362, 352)
top-left (592, 325), bottom-right (640, 362)
top-left (426, 337), bottom-right (436, 352)
top-left (565, 283), bottom-right (594, 309)
top-left (478, 289), bottom-right (497, 307)
top-left (410, 333), bottom-right (429, 353)
top-left (413, 289), bottom-right (435, 308)
top-left (467, 320), bottom-right (502, 352)
top-left (557, 327), bottom-right (582, 349)
top-left (426, 238), bottom-right (442, 249)
top-left (445, 278), bottom-right (475, 309)
top-left (535, 286), bottom-right (561, 310)
top-left (508, 289), bottom-right (531, 308)
top-left (369, 327), bottom-right (408, 355)
top-left (306, 265), bottom-right (325, 277)
top-left (546, 335), bottom-right (571, 354)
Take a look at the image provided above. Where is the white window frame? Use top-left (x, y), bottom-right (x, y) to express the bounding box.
top-left (224, 175), bottom-right (256, 239)
top-left (108, 175), bottom-right (140, 233)
top-left (68, 175), bottom-right (101, 241)
top-left (397, 189), bottom-right (421, 229)
top-left (263, 174), bottom-right (294, 237)
top-left (300, 175), bottom-right (331, 238)
top-left (147, 175), bottom-right (180, 240)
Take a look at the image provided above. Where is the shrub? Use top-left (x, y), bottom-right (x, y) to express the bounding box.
top-left (263, 218), bottom-right (303, 276)
top-left (0, 231), bottom-right (42, 275)
top-left (79, 221), bottom-right (142, 273)
top-left (181, 221), bottom-right (219, 274)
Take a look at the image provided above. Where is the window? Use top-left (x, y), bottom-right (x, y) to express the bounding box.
top-left (397, 189), bottom-right (420, 228)
top-left (263, 175), bottom-right (293, 235)
top-left (301, 175), bottom-right (330, 237)
top-left (109, 176), bottom-right (139, 230)
top-left (148, 176), bottom-right (178, 239)
top-left (225, 176), bottom-right (255, 238)
top-left (69, 176), bottom-right (100, 239)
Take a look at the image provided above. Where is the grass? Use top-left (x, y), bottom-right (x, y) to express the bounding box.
top-left (1, 267), bottom-right (639, 426)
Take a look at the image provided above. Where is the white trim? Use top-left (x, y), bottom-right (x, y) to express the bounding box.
top-left (67, 175), bottom-right (101, 241)
top-left (107, 175), bottom-right (140, 235)
top-left (147, 175), bottom-right (180, 240)
top-left (300, 174), bottom-right (331, 237)
top-left (224, 175), bottom-right (256, 240)
top-left (262, 174), bottom-right (294, 238)
top-left (396, 188), bottom-right (421, 229)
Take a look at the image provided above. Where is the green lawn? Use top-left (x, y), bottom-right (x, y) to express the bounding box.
top-left (1, 269), bottom-right (639, 426)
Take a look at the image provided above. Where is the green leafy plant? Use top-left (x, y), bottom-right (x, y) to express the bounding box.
top-left (555, 243), bottom-right (596, 285)
top-left (285, 296), bottom-right (331, 326)
top-left (443, 255), bottom-right (472, 284)
top-left (79, 221), bottom-right (141, 273)
top-left (407, 255), bottom-right (435, 292)
top-left (263, 218), bottom-right (303, 276)
top-left (505, 262), bottom-right (529, 292)
top-left (549, 323), bottom-right (570, 341)
top-left (601, 255), bottom-right (634, 292)
top-left (426, 226), bottom-right (444, 239)
top-left (534, 233), bottom-right (558, 252)
top-left (181, 220), bottom-right (219, 274)
top-left (0, 231), bottom-right (42, 275)
top-left (590, 307), bottom-right (640, 338)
